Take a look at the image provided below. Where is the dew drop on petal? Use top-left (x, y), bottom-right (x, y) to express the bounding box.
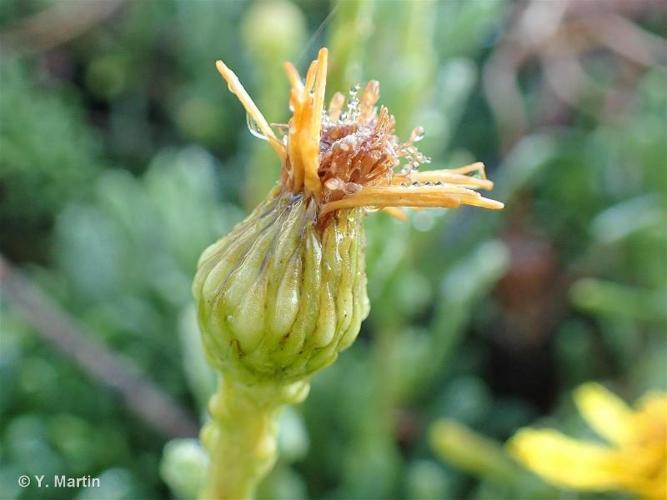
top-left (325, 178), bottom-right (343, 190)
top-left (246, 113), bottom-right (268, 141)
top-left (343, 182), bottom-right (362, 195)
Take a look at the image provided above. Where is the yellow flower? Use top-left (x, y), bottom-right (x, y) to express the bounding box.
top-left (508, 383), bottom-right (667, 499)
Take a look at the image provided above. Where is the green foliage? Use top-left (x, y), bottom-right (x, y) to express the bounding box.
top-left (0, 62), bottom-right (101, 260)
top-left (1, 147), bottom-right (235, 499)
top-left (1, 0), bottom-right (665, 499)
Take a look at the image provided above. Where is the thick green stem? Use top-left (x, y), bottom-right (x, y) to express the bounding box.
top-left (199, 377), bottom-right (309, 500)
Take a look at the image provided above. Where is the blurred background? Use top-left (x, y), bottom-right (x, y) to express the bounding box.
top-left (1, 0), bottom-right (666, 499)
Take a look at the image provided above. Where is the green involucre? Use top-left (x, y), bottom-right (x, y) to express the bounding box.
top-left (193, 190), bottom-right (370, 384)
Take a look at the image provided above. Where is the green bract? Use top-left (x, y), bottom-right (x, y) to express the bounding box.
top-left (192, 189), bottom-right (369, 384)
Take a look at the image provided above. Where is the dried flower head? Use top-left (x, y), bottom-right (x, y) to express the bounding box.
top-left (216, 47), bottom-right (503, 225)
top-left (193, 48), bottom-right (503, 385)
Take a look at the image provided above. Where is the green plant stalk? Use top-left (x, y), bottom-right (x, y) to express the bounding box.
top-left (430, 419), bottom-right (521, 485)
top-left (199, 376), bottom-right (308, 499)
top-left (327, 0), bottom-right (375, 93)
top-left (379, 0), bottom-right (436, 135)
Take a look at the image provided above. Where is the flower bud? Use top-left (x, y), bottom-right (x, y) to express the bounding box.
top-left (193, 190), bottom-right (369, 384)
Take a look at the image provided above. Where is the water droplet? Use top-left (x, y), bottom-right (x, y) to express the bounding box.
top-left (343, 182), bottom-right (362, 195)
top-left (364, 206), bottom-right (380, 213)
top-left (246, 114), bottom-right (268, 141)
top-left (410, 126), bottom-right (425, 143)
top-left (340, 84), bottom-right (361, 123)
top-left (325, 178), bottom-right (343, 190)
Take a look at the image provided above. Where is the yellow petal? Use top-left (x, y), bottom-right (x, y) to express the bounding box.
top-left (508, 428), bottom-right (623, 491)
top-left (634, 392), bottom-right (667, 425)
top-left (575, 382), bottom-right (635, 445)
top-left (638, 467), bottom-right (667, 500)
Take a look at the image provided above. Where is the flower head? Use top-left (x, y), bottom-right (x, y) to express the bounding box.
top-left (508, 383), bottom-right (667, 499)
top-left (193, 48), bottom-right (503, 384)
top-left (215, 47), bottom-right (503, 226)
